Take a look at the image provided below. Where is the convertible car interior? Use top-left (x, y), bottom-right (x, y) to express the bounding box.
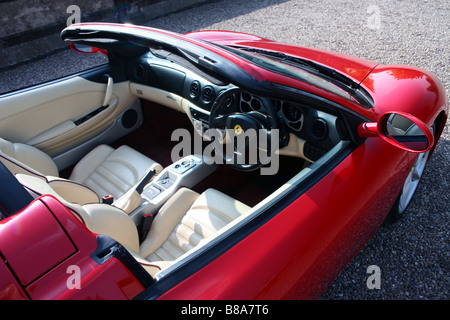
top-left (0, 26), bottom-right (365, 280)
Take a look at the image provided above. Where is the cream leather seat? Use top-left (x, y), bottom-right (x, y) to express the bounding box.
top-left (0, 138), bottom-right (163, 204)
top-left (72, 187), bottom-right (250, 276)
top-left (69, 144), bottom-right (162, 200)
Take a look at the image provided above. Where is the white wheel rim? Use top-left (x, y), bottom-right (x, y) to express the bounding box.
top-left (398, 150), bottom-right (430, 214)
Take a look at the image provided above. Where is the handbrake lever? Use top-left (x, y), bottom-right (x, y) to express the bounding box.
top-left (135, 168), bottom-right (157, 194)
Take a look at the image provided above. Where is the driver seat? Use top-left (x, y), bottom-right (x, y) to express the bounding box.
top-left (0, 138), bottom-right (163, 204)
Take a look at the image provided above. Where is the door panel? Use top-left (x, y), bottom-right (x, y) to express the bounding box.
top-left (0, 69), bottom-right (136, 157)
top-left (27, 96), bottom-right (119, 156)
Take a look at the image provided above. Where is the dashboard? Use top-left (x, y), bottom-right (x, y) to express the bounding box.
top-left (127, 50), bottom-right (344, 162)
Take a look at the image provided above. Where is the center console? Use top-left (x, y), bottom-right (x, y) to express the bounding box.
top-left (129, 154), bottom-right (217, 223)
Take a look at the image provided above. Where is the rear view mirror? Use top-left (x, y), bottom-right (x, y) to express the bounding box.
top-left (358, 112), bottom-right (434, 152)
top-left (70, 43), bottom-right (107, 55)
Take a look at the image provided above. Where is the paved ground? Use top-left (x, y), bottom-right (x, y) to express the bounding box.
top-left (0, 0), bottom-right (448, 299)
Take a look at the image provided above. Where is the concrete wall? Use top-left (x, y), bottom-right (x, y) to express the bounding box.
top-left (0, 0), bottom-right (211, 69)
top-left (0, 1), bottom-right (114, 38)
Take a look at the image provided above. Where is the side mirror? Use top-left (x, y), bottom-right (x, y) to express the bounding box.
top-left (358, 112), bottom-right (434, 152)
top-left (70, 43), bottom-right (107, 55)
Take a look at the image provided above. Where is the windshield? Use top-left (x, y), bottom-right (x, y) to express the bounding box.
top-left (215, 45), bottom-right (373, 108)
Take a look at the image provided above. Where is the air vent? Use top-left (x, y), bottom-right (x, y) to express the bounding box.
top-left (135, 64), bottom-right (145, 80)
top-left (311, 118), bottom-right (328, 140)
top-left (190, 80), bottom-right (200, 99)
top-left (202, 86), bottom-right (215, 103)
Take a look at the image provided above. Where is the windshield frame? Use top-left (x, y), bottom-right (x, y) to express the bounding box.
top-left (212, 44), bottom-right (374, 108)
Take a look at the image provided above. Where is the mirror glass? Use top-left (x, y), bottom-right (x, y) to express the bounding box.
top-left (383, 113), bottom-right (429, 151)
top-left (70, 43), bottom-right (96, 54)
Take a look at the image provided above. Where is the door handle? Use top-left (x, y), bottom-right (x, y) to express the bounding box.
top-left (102, 75), bottom-right (114, 107)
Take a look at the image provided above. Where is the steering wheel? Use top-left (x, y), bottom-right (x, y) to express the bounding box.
top-left (208, 88), bottom-right (281, 171)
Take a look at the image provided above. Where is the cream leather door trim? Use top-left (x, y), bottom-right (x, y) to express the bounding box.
top-left (102, 75), bottom-right (114, 107)
top-left (27, 120), bottom-right (76, 146)
top-left (31, 97), bottom-right (119, 156)
top-left (0, 76), bottom-right (105, 142)
top-left (0, 75), bottom-right (135, 156)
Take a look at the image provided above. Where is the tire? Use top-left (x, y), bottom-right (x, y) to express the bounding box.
top-left (386, 126), bottom-right (434, 223)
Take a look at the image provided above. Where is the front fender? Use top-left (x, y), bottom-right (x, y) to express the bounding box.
top-left (362, 65), bottom-right (448, 126)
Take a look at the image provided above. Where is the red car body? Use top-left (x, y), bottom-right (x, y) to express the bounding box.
top-left (0, 195), bottom-right (149, 300)
top-left (0, 24), bottom-right (447, 300)
top-left (154, 30), bottom-right (447, 299)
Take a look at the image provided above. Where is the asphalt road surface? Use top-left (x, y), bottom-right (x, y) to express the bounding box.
top-left (1, 0), bottom-right (448, 300)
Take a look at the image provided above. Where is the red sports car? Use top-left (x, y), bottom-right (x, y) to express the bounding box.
top-left (0, 23), bottom-right (447, 300)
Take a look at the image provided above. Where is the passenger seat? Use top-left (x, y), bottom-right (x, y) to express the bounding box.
top-left (0, 138), bottom-right (163, 204)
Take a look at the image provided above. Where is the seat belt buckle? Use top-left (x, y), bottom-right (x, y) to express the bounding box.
top-left (139, 213), bottom-right (155, 243)
top-left (102, 195), bottom-right (114, 204)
